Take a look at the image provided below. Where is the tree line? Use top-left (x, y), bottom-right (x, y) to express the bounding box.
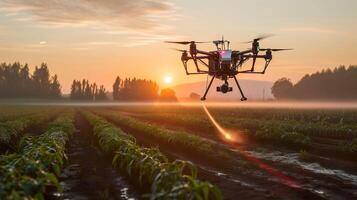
top-left (272, 65), bottom-right (357, 101)
top-left (113, 76), bottom-right (177, 101)
top-left (0, 62), bottom-right (178, 101)
top-left (70, 79), bottom-right (107, 101)
top-left (0, 62), bottom-right (61, 99)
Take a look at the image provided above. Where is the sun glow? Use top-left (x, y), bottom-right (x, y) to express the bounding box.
top-left (164, 75), bottom-right (173, 84)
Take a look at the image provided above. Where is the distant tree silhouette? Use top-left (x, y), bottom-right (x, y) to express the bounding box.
top-left (0, 62), bottom-right (61, 99)
top-left (272, 65), bottom-right (357, 101)
top-left (271, 78), bottom-right (294, 100)
top-left (189, 92), bottom-right (201, 100)
top-left (113, 76), bottom-right (121, 100)
top-left (159, 88), bottom-right (177, 102)
top-left (70, 79), bottom-right (107, 101)
top-left (112, 77), bottom-right (159, 101)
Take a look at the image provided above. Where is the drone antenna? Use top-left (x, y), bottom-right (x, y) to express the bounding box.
top-left (222, 35), bottom-right (225, 49)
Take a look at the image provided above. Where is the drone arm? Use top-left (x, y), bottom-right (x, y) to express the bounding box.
top-left (197, 58), bottom-right (210, 69)
top-left (182, 60), bottom-right (207, 75)
top-left (196, 50), bottom-right (213, 56)
top-left (237, 57), bottom-right (272, 74)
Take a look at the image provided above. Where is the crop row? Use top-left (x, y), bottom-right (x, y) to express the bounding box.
top-left (0, 111), bottom-right (59, 151)
top-left (110, 106), bottom-right (357, 124)
top-left (0, 112), bottom-right (75, 199)
top-left (138, 111), bottom-right (356, 140)
top-left (94, 110), bottom-right (237, 162)
top-left (208, 108), bottom-right (357, 124)
top-left (82, 111), bottom-right (222, 200)
top-left (0, 107), bottom-right (41, 122)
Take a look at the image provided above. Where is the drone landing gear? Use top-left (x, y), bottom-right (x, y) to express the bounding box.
top-left (233, 76), bottom-right (248, 101)
top-left (200, 75), bottom-right (247, 101)
top-left (201, 75), bottom-right (215, 101)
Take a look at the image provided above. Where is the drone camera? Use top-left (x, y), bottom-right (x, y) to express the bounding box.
top-left (217, 83), bottom-right (232, 93)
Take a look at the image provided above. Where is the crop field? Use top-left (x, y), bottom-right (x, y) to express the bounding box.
top-left (1, 104), bottom-right (357, 200)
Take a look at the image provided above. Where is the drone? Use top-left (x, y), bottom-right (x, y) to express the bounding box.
top-left (166, 35), bottom-right (292, 101)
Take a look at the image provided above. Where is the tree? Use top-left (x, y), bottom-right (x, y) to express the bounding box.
top-left (49, 75), bottom-right (61, 98)
top-left (0, 62), bottom-right (61, 99)
top-left (159, 88), bottom-right (177, 102)
top-left (271, 78), bottom-right (293, 100)
top-left (113, 77), bottom-right (159, 101)
top-left (271, 65), bottom-right (357, 101)
top-left (96, 85), bottom-right (108, 101)
top-left (189, 92), bottom-right (200, 101)
top-left (32, 63), bottom-right (51, 98)
top-left (70, 79), bottom-right (108, 101)
top-left (113, 76), bottom-right (121, 100)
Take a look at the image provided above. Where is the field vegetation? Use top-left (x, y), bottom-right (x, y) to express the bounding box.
top-left (0, 112), bottom-right (74, 199)
top-left (0, 105), bottom-right (356, 199)
top-left (113, 107), bottom-right (357, 157)
top-left (83, 111), bottom-right (222, 199)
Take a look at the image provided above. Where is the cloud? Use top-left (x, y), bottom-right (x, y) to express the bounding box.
top-left (39, 41), bottom-right (47, 45)
top-left (281, 27), bottom-right (337, 34)
top-left (0, 0), bottom-right (179, 44)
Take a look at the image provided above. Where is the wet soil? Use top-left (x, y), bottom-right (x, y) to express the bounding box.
top-left (55, 113), bottom-right (139, 200)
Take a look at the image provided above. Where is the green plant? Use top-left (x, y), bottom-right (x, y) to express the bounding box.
top-left (83, 111), bottom-right (222, 200)
top-left (0, 111), bottom-right (60, 149)
top-left (0, 112), bottom-right (75, 199)
top-left (95, 110), bottom-right (232, 161)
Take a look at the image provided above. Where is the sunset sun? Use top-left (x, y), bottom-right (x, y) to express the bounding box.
top-left (164, 75), bottom-right (173, 84)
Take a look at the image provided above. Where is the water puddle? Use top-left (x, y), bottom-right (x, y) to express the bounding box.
top-left (245, 149), bottom-right (357, 186)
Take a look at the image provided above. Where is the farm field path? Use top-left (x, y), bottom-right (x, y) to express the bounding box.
top-left (57, 113), bottom-right (139, 200)
top-left (115, 110), bottom-right (357, 200)
top-left (99, 112), bottom-right (326, 200)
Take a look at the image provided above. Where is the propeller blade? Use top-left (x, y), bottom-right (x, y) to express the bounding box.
top-left (171, 48), bottom-right (187, 52)
top-left (165, 41), bottom-right (191, 45)
top-left (260, 48), bottom-right (293, 52)
top-left (271, 48), bottom-right (293, 52)
top-left (242, 34), bottom-right (274, 43)
top-left (165, 41), bottom-right (210, 45)
top-left (195, 41), bottom-right (211, 43)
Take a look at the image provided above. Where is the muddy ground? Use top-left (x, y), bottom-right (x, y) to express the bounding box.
top-left (55, 114), bottom-right (139, 200)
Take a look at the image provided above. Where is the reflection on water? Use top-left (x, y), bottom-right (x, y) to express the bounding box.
top-left (246, 150), bottom-right (357, 186)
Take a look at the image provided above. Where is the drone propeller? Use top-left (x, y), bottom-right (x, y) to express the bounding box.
top-left (260, 48), bottom-right (293, 52)
top-left (243, 34), bottom-right (274, 44)
top-left (165, 41), bottom-right (210, 45)
top-left (171, 48), bottom-right (187, 53)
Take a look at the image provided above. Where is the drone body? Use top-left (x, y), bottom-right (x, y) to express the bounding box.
top-left (167, 36), bottom-right (291, 101)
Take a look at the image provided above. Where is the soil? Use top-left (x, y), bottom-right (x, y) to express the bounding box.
top-left (54, 113), bottom-right (140, 200)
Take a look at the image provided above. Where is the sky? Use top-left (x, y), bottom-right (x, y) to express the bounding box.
top-left (0, 0), bottom-right (356, 93)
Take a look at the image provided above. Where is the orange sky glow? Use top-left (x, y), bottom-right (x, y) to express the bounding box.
top-left (0, 0), bottom-right (356, 93)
